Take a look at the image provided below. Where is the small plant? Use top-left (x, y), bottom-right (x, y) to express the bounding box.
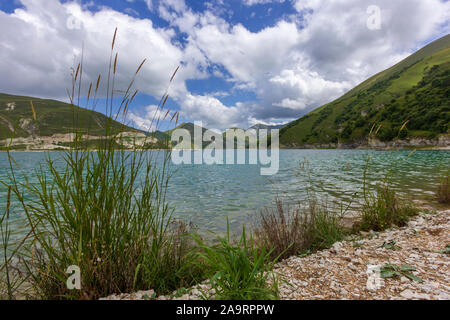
top-left (193, 220), bottom-right (280, 300)
top-left (377, 241), bottom-right (401, 251)
top-left (299, 250), bottom-right (312, 258)
top-left (380, 264), bottom-right (423, 283)
top-left (171, 287), bottom-right (191, 299)
top-left (442, 244), bottom-right (450, 255)
top-left (437, 175), bottom-right (450, 204)
top-left (352, 241), bottom-right (364, 248)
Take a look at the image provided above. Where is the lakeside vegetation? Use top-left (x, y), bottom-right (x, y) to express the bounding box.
top-left (437, 175), bottom-right (450, 204)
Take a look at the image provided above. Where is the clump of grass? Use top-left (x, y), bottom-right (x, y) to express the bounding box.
top-left (353, 157), bottom-right (418, 233)
top-left (255, 198), bottom-right (346, 261)
top-left (442, 244), bottom-right (450, 254)
top-left (355, 183), bottom-right (418, 232)
top-left (193, 221), bottom-right (280, 300)
top-left (0, 187), bottom-right (29, 300)
top-left (2, 29), bottom-right (200, 299)
top-left (436, 175), bottom-right (450, 204)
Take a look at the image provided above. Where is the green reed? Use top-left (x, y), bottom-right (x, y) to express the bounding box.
top-left (1, 28), bottom-right (202, 299)
top-left (437, 175), bottom-right (450, 204)
top-left (355, 156), bottom-right (418, 232)
top-left (193, 220), bottom-right (280, 300)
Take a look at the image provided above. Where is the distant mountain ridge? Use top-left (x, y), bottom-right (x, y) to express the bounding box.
top-left (249, 124), bottom-right (285, 131)
top-left (0, 92), bottom-right (151, 150)
top-left (0, 90), bottom-right (286, 150)
top-left (163, 122), bottom-right (285, 149)
top-left (248, 123), bottom-right (285, 138)
top-left (0, 93), bottom-right (137, 138)
top-left (279, 34), bottom-right (450, 149)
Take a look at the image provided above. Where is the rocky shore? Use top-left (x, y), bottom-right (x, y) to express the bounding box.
top-left (101, 208), bottom-right (450, 301)
top-left (281, 134), bottom-right (450, 150)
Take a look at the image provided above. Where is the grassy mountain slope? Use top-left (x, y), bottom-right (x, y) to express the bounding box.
top-left (280, 34), bottom-right (450, 147)
top-left (165, 122), bottom-right (211, 149)
top-left (249, 124), bottom-right (285, 130)
top-left (0, 93), bottom-right (137, 140)
top-left (249, 123), bottom-right (285, 138)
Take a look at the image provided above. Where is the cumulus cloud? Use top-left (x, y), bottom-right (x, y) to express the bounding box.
top-left (156, 0), bottom-right (449, 127)
top-left (0, 0), bottom-right (449, 131)
top-left (182, 94), bottom-right (245, 129)
top-left (127, 104), bottom-right (165, 132)
top-left (243, 0), bottom-right (285, 6)
top-left (0, 0), bottom-right (186, 100)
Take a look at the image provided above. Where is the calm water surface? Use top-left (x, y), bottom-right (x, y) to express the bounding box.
top-left (0, 150), bottom-right (448, 236)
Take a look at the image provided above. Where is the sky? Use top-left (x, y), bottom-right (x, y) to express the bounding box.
top-left (0, 0), bottom-right (449, 132)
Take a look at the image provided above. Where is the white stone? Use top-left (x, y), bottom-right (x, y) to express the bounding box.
top-left (400, 289), bottom-right (415, 299)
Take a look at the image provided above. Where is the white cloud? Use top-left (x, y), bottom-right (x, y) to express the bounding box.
top-left (182, 94), bottom-right (245, 129)
top-left (161, 0), bottom-right (449, 124)
top-left (126, 0), bottom-right (153, 11)
top-left (0, 0), bottom-right (449, 131)
top-left (143, 0), bottom-right (153, 11)
top-left (0, 0), bottom-right (188, 101)
top-left (243, 0), bottom-right (285, 6)
top-left (128, 104), bottom-right (165, 132)
top-left (273, 98), bottom-right (306, 110)
top-left (269, 68), bottom-right (351, 111)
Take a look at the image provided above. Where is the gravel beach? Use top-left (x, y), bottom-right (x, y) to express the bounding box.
top-left (101, 208), bottom-right (450, 301)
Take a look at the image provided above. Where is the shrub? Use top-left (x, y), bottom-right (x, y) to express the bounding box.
top-left (437, 176), bottom-right (450, 204)
top-left (378, 126), bottom-right (396, 142)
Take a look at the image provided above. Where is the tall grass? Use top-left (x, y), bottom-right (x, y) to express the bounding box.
top-left (354, 159), bottom-right (418, 232)
top-left (8, 149), bottom-right (202, 299)
top-left (0, 187), bottom-right (30, 299)
top-left (356, 183), bottom-right (418, 232)
top-left (437, 175), bottom-right (450, 204)
top-left (1, 29), bottom-right (201, 299)
top-left (193, 221), bottom-right (280, 300)
top-left (255, 198), bottom-right (346, 261)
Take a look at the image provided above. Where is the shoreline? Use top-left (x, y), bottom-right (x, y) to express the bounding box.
top-left (102, 204), bottom-right (450, 301)
top-left (1, 146), bottom-right (450, 152)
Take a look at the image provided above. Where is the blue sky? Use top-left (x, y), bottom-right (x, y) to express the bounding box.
top-left (0, 0), bottom-right (449, 131)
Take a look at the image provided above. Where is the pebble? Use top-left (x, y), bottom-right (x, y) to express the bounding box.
top-left (101, 209), bottom-right (450, 301)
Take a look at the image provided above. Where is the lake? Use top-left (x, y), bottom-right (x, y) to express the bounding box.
top-left (0, 149), bottom-right (448, 237)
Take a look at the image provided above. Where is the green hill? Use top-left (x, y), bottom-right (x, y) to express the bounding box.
top-left (0, 93), bottom-right (138, 140)
top-left (249, 123), bottom-right (285, 138)
top-left (280, 34), bottom-right (450, 148)
top-left (165, 122), bottom-right (211, 149)
top-left (249, 124), bottom-right (285, 131)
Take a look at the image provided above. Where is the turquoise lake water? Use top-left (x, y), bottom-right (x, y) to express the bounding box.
top-left (0, 150), bottom-right (448, 236)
